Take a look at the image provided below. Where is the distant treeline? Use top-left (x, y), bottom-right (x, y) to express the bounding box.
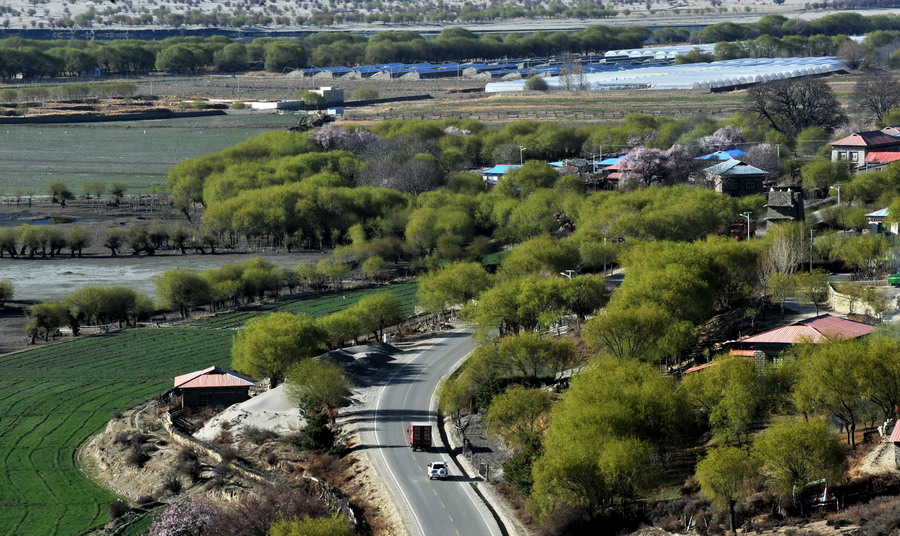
top-left (1, 12), bottom-right (900, 80)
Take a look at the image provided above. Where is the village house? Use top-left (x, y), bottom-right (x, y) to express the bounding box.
top-left (735, 314), bottom-right (874, 357)
top-left (173, 366), bottom-right (255, 410)
top-left (830, 128), bottom-right (900, 168)
top-left (703, 159), bottom-right (768, 196)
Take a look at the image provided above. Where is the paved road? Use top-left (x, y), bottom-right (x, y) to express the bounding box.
top-left (366, 330), bottom-right (502, 536)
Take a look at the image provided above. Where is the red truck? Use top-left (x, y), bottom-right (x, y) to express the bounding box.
top-left (409, 422), bottom-right (432, 451)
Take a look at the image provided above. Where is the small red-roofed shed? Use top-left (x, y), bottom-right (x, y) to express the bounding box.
top-left (174, 366), bottom-right (255, 410)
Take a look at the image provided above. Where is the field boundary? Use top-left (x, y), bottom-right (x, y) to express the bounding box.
top-left (0, 110), bottom-right (226, 124)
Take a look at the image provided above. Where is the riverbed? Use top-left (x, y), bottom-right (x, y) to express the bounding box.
top-left (0, 251), bottom-right (327, 302)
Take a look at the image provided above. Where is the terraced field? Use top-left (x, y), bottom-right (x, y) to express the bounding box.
top-left (192, 280), bottom-right (419, 329)
top-left (0, 329), bottom-right (233, 536)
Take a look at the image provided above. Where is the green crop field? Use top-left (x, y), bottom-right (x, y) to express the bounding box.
top-left (0, 329), bottom-right (233, 536)
top-left (192, 280), bottom-right (420, 329)
top-left (0, 121), bottom-right (283, 195)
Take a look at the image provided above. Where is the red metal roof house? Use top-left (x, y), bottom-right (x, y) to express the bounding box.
top-left (738, 314), bottom-right (875, 355)
top-left (173, 366), bottom-right (255, 410)
top-left (830, 128), bottom-right (900, 168)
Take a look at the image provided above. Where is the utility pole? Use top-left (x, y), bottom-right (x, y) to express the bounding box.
top-left (740, 211), bottom-right (752, 240)
top-left (830, 183), bottom-right (842, 205)
top-left (519, 146), bottom-right (526, 166)
top-left (809, 228), bottom-right (813, 272)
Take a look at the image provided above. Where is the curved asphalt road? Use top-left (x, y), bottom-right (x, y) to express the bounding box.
top-left (367, 329), bottom-right (502, 536)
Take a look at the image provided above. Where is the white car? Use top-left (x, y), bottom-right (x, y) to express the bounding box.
top-left (426, 461), bottom-right (449, 480)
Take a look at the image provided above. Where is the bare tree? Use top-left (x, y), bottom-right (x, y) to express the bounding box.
top-left (746, 78), bottom-right (848, 137)
top-left (850, 71), bottom-right (900, 123)
top-left (745, 143), bottom-right (783, 176)
top-left (836, 40), bottom-right (870, 70)
top-left (559, 56), bottom-right (587, 91)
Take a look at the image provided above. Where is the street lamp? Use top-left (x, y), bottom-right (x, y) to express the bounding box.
top-left (830, 183), bottom-right (842, 205)
top-left (519, 146), bottom-right (526, 166)
top-left (740, 211), bottom-right (752, 240)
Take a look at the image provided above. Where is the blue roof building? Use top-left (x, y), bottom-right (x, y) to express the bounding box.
top-left (482, 165), bottom-right (522, 184)
top-left (695, 149), bottom-right (749, 160)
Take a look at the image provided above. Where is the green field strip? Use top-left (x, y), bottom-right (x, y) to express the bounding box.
top-left (0, 381), bottom-right (59, 417)
top-left (0, 328), bottom-right (236, 535)
top-left (192, 280), bottom-right (419, 328)
top-left (0, 506), bottom-right (27, 536)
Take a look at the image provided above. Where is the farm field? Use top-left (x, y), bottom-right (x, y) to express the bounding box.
top-left (0, 328), bottom-right (233, 536)
top-left (192, 279), bottom-right (419, 328)
top-left (0, 116), bottom-right (295, 195)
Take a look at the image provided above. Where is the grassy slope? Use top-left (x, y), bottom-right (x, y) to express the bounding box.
top-left (0, 329), bottom-right (233, 536)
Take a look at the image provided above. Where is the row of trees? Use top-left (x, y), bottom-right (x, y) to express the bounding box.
top-left (25, 285), bottom-right (153, 343)
top-left (6, 12), bottom-right (900, 79)
top-left (229, 292), bottom-right (404, 386)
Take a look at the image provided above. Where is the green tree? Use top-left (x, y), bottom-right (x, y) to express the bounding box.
top-left (417, 261), bottom-right (493, 315)
top-left (559, 274), bottom-right (610, 327)
top-left (355, 293), bottom-right (403, 340)
top-left (767, 271), bottom-right (795, 318)
top-left (492, 331), bottom-right (575, 383)
top-left (265, 40), bottom-right (308, 72)
top-left (793, 340), bottom-right (871, 448)
top-left (155, 268), bottom-right (211, 318)
top-left (25, 301), bottom-right (69, 344)
top-left (103, 228), bottom-right (126, 256)
top-left (801, 159), bottom-right (850, 194)
top-left (696, 447), bottom-right (762, 532)
top-left (583, 302), bottom-right (690, 363)
top-left (155, 44), bottom-right (202, 73)
top-left (485, 385), bottom-right (552, 449)
top-left (793, 270), bottom-right (830, 315)
top-left (530, 356), bottom-right (687, 518)
top-left (683, 357), bottom-right (761, 444)
top-left (751, 419), bottom-right (846, 498)
top-left (48, 181), bottom-right (73, 207)
top-left (298, 90), bottom-right (325, 108)
top-left (212, 42), bottom-right (248, 72)
top-left (361, 255), bottom-right (390, 282)
top-left (66, 226), bottom-right (91, 257)
top-left (285, 358), bottom-right (351, 415)
top-left (231, 312), bottom-right (326, 387)
top-left (317, 311), bottom-right (361, 349)
top-left (495, 161), bottom-right (559, 198)
top-left (0, 279), bottom-right (13, 307)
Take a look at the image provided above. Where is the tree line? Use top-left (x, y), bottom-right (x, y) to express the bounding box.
top-left (5, 12), bottom-right (900, 79)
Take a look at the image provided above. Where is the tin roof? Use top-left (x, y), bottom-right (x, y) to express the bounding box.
top-left (741, 314), bottom-right (874, 345)
top-left (704, 159), bottom-right (768, 176)
top-left (482, 165), bottom-right (521, 175)
top-left (865, 207), bottom-right (890, 219)
top-left (865, 152), bottom-right (900, 163)
top-left (174, 366), bottom-right (255, 389)
top-left (684, 362), bottom-right (717, 374)
top-left (695, 149), bottom-right (749, 160)
top-left (830, 130), bottom-right (900, 147)
top-left (890, 420), bottom-right (900, 443)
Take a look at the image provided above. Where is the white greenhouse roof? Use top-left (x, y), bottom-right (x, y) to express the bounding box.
top-left (604, 43), bottom-right (717, 59)
top-left (485, 57), bottom-right (844, 93)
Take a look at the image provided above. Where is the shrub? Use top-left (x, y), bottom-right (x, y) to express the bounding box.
top-left (351, 87), bottom-right (379, 101)
top-left (125, 445), bottom-right (150, 468)
top-left (161, 473), bottom-right (183, 494)
top-left (231, 101), bottom-right (247, 109)
top-left (107, 499), bottom-right (128, 521)
top-left (242, 425), bottom-right (278, 445)
top-left (524, 76), bottom-right (549, 91)
top-left (137, 494), bottom-right (156, 506)
top-left (296, 413), bottom-right (335, 452)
